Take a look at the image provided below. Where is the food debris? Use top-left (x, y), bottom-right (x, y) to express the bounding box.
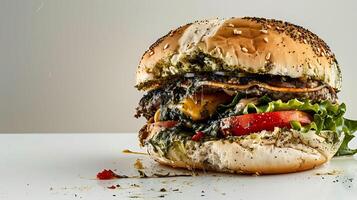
top-left (130, 184), bottom-right (140, 187)
top-left (134, 159), bottom-right (144, 169)
top-left (159, 188), bottom-right (167, 192)
top-left (158, 195), bottom-right (165, 198)
top-left (128, 196), bottom-right (140, 199)
top-left (107, 185), bottom-right (117, 189)
top-left (122, 149), bottom-right (148, 155)
top-left (138, 170), bottom-right (148, 178)
top-left (173, 188), bottom-right (179, 191)
top-left (96, 169), bottom-right (128, 180)
top-left (97, 169), bottom-right (194, 180)
top-left (97, 169), bottom-right (117, 180)
top-left (315, 169), bottom-right (342, 176)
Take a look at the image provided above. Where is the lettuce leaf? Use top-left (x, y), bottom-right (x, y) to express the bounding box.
top-left (239, 98), bottom-right (357, 156)
top-left (335, 119), bottom-right (357, 156)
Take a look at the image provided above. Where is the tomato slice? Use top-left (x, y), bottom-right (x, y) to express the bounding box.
top-left (191, 131), bottom-right (205, 141)
top-left (220, 111), bottom-right (312, 136)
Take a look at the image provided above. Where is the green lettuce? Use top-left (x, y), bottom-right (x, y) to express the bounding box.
top-left (239, 98), bottom-right (357, 156)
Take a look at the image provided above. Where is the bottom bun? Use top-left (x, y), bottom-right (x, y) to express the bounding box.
top-left (144, 126), bottom-right (343, 174)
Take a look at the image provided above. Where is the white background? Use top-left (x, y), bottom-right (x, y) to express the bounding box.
top-left (1, 0), bottom-right (357, 132)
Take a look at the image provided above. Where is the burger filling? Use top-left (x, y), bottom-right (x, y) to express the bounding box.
top-left (135, 74), bottom-right (357, 157)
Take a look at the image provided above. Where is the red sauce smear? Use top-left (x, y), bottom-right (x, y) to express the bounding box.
top-left (97, 169), bottom-right (118, 180)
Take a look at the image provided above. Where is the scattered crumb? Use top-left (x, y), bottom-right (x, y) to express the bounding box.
top-left (130, 184), bottom-right (140, 188)
top-left (160, 188), bottom-right (167, 192)
top-left (158, 195), bottom-right (165, 198)
top-left (138, 170), bottom-right (148, 178)
top-left (128, 196), bottom-right (141, 199)
top-left (315, 169), bottom-right (342, 176)
top-left (134, 159), bottom-right (144, 169)
top-left (107, 185), bottom-right (116, 189)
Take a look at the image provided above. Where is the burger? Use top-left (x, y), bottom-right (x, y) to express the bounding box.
top-left (135, 17), bottom-right (357, 174)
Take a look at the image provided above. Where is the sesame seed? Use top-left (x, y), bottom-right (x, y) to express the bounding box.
top-left (228, 23), bottom-right (235, 27)
top-left (276, 26), bottom-right (284, 31)
top-left (266, 24), bottom-right (272, 29)
top-left (303, 39), bottom-right (307, 44)
top-left (241, 47), bottom-right (248, 53)
top-left (265, 52), bottom-right (271, 60)
top-left (263, 37), bottom-right (269, 43)
top-left (169, 31), bottom-right (174, 37)
top-left (149, 50), bottom-right (154, 56)
top-left (260, 29), bottom-right (268, 34)
top-left (163, 44), bottom-right (169, 50)
top-left (233, 29), bottom-right (242, 35)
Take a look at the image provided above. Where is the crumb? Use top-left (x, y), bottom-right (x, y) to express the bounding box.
top-left (160, 188), bottom-right (167, 192)
top-left (107, 185), bottom-right (116, 189)
top-left (130, 184), bottom-right (140, 188)
top-left (315, 169), bottom-right (342, 176)
top-left (134, 159), bottom-right (144, 169)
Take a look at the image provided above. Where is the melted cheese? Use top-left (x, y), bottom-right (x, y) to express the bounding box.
top-left (196, 81), bottom-right (325, 93)
top-left (177, 93), bottom-right (231, 121)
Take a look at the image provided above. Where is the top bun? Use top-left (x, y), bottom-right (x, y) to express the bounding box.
top-left (136, 17), bottom-right (341, 91)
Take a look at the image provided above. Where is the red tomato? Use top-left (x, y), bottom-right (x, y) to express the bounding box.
top-left (191, 131), bottom-right (204, 141)
top-left (220, 111), bottom-right (312, 136)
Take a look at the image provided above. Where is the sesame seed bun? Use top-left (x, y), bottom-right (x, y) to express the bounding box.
top-left (145, 126), bottom-right (343, 174)
top-left (136, 17), bottom-right (341, 91)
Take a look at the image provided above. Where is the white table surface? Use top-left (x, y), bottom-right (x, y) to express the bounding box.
top-left (0, 133), bottom-right (356, 200)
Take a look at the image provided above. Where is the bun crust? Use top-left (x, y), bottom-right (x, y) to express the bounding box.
top-left (136, 17), bottom-right (341, 91)
top-left (145, 126), bottom-right (343, 174)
